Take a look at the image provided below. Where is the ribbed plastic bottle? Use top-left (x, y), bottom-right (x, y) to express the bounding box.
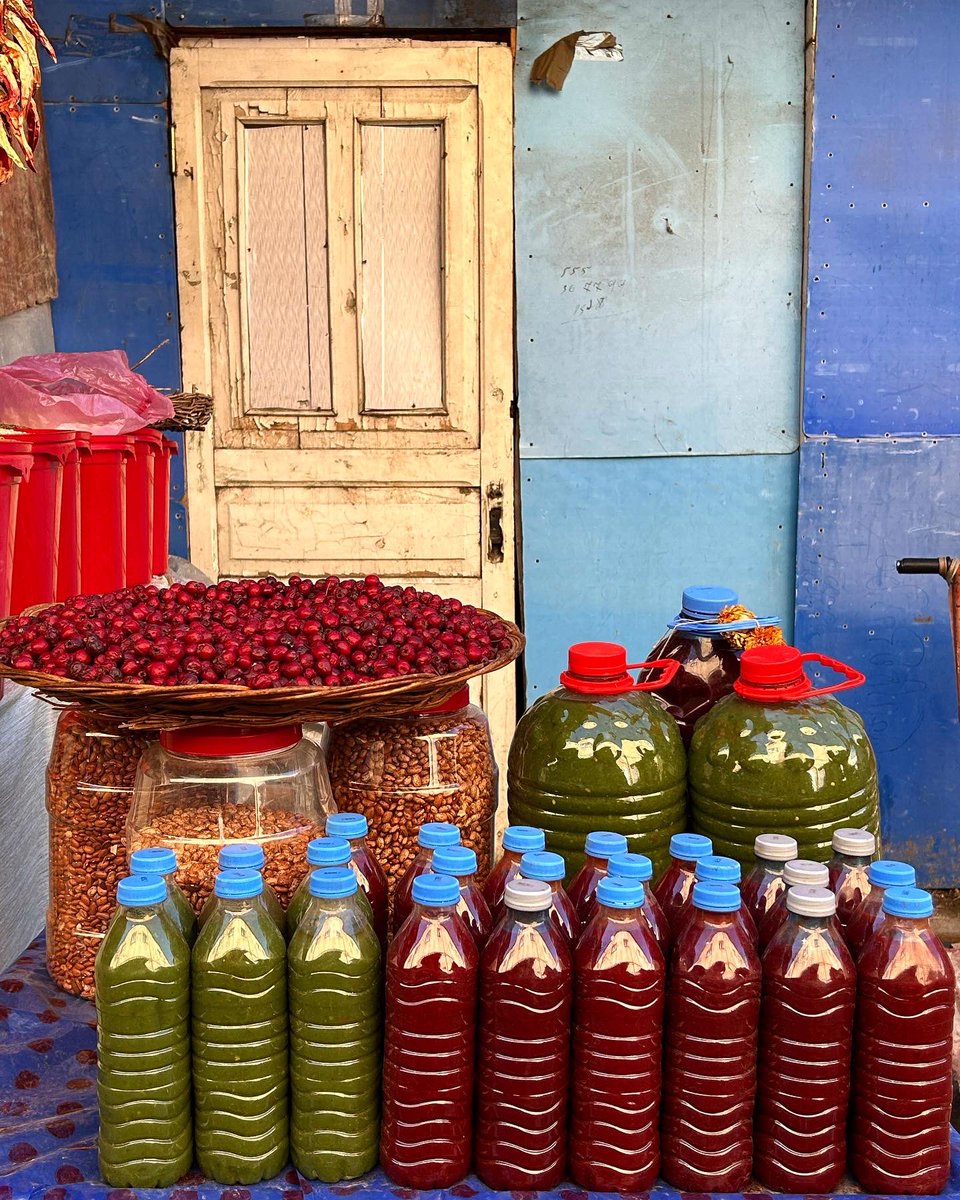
top-left (391, 821), bottom-right (461, 936)
top-left (689, 645), bottom-right (880, 863)
top-left (661, 880), bottom-right (761, 1191)
top-left (741, 833), bottom-right (798, 927)
top-left (432, 844), bottom-right (493, 946)
top-left (606, 851), bottom-right (670, 952)
top-left (828, 826), bottom-right (877, 934)
top-left (569, 876), bottom-right (665, 1191)
top-left (192, 867), bottom-right (288, 1183)
top-left (758, 858), bottom-right (830, 950)
top-left (852, 886), bottom-right (956, 1194)
top-left (518, 851), bottom-right (578, 943)
top-left (754, 885), bottom-right (856, 1191)
top-left (380, 873), bottom-right (478, 1187)
top-left (475, 879), bottom-right (573, 1190)
top-left (484, 825), bottom-right (545, 913)
top-left (652, 832), bottom-right (713, 935)
top-left (129, 846), bottom-right (197, 944)
top-left (286, 836), bottom-right (353, 931)
top-left (507, 642), bottom-right (686, 876)
top-left (288, 866), bottom-right (381, 1182)
top-left (198, 842), bottom-right (285, 933)
top-left (846, 859), bottom-right (916, 956)
top-left (674, 854), bottom-right (757, 943)
top-left (324, 812), bottom-right (389, 950)
top-left (95, 875), bottom-right (192, 1187)
top-left (567, 830), bottom-right (629, 928)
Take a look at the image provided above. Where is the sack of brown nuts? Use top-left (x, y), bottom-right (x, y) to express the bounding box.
top-left (46, 708), bottom-right (155, 999)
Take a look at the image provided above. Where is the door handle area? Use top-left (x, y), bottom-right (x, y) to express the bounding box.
top-left (486, 483), bottom-right (504, 564)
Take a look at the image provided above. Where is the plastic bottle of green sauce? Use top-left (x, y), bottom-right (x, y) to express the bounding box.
top-left (197, 843), bottom-right (285, 934)
top-left (95, 874), bottom-right (192, 1188)
top-left (129, 847), bottom-right (197, 944)
top-left (689, 645), bottom-right (880, 867)
top-left (289, 866), bottom-right (382, 1181)
top-left (192, 867), bottom-right (288, 1183)
top-left (508, 642), bottom-right (686, 877)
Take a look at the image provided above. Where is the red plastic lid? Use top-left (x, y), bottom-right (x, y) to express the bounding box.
top-left (160, 722), bottom-right (303, 757)
top-left (561, 642), bottom-right (635, 695)
top-left (161, 436), bottom-right (179, 459)
top-left (419, 686), bottom-right (471, 714)
top-left (734, 644), bottom-right (865, 702)
top-left (88, 434), bottom-right (135, 458)
top-left (133, 428), bottom-right (163, 451)
top-left (0, 430), bottom-right (76, 461)
top-left (0, 451), bottom-right (32, 480)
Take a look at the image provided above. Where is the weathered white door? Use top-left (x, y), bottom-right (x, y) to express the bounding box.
top-left (170, 38), bottom-right (516, 791)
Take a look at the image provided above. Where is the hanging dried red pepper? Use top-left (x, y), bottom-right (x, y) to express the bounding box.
top-left (0, 0), bottom-right (54, 185)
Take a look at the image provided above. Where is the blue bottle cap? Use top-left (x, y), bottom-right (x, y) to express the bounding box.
top-left (418, 822), bottom-right (461, 849)
top-left (882, 886), bottom-right (934, 919)
top-left (692, 880), bottom-right (741, 913)
top-left (219, 842), bottom-right (265, 870)
top-left (432, 845), bottom-right (478, 877)
top-left (117, 874), bottom-right (166, 906)
top-left (607, 852), bottom-right (653, 882)
top-left (306, 837), bottom-right (352, 867)
top-left (215, 868), bottom-right (264, 899)
top-left (502, 826), bottom-right (546, 854)
top-left (596, 877), bottom-right (644, 909)
top-left (129, 847), bottom-right (177, 877)
top-left (309, 866), bottom-right (358, 900)
top-left (669, 833), bottom-right (713, 861)
top-left (519, 851), bottom-right (566, 882)
top-left (867, 859), bottom-right (916, 889)
top-left (325, 812), bottom-right (368, 840)
top-left (412, 873), bottom-right (460, 906)
top-left (695, 854), bottom-right (742, 884)
top-left (585, 831), bottom-right (629, 859)
top-left (681, 586), bottom-right (738, 620)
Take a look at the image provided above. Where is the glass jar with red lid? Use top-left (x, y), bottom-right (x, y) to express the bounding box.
top-left (128, 722), bottom-right (334, 912)
top-left (327, 686), bottom-right (498, 900)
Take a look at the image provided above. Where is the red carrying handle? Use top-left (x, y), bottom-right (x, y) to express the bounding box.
top-left (628, 657), bottom-right (681, 692)
top-left (799, 652), bottom-right (866, 698)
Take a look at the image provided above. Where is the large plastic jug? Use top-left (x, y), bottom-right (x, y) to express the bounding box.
top-left (689, 645), bottom-right (880, 865)
top-left (507, 642), bottom-right (686, 876)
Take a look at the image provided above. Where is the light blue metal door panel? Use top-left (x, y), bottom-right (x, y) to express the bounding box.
top-left (805, 0), bottom-right (960, 437)
top-left (795, 438), bottom-right (960, 887)
top-left (515, 0), bottom-right (804, 459)
top-left (521, 452), bottom-right (798, 699)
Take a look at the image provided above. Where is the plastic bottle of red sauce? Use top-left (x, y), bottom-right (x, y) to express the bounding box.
top-left (829, 826), bottom-right (877, 934)
top-left (567, 830), bottom-right (629, 928)
top-left (757, 858), bottom-right (829, 950)
top-left (674, 854), bottom-right (757, 944)
top-left (391, 821), bottom-right (460, 937)
top-left (380, 872), bottom-right (478, 1187)
top-left (606, 851), bottom-right (670, 953)
top-left (846, 859), bottom-right (916, 957)
top-left (325, 811), bottom-right (389, 951)
top-left (851, 886), bottom-right (956, 1195)
top-left (661, 880), bottom-right (761, 1192)
top-left (652, 831), bottom-right (713, 936)
top-left (741, 832), bottom-right (798, 927)
top-left (474, 879), bottom-right (572, 1191)
top-left (431, 845), bottom-right (492, 947)
top-left (569, 876), bottom-right (665, 1191)
top-left (517, 851), bottom-right (577, 944)
top-left (754, 884), bottom-right (856, 1192)
top-left (483, 825), bottom-right (544, 914)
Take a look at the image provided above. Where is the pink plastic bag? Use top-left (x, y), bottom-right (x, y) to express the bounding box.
top-left (0, 351), bottom-right (174, 434)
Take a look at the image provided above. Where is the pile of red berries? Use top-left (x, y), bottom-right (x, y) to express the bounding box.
top-left (0, 576), bottom-right (512, 689)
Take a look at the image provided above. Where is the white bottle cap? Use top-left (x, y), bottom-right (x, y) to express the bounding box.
top-left (786, 884), bottom-right (837, 917)
top-left (832, 827), bottom-right (876, 856)
top-left (783, 859), bottom-right (830, 887)
top-left (504, 878), bottom-right (552, 913)
top-left (754, 833), bottom-right (799, 862)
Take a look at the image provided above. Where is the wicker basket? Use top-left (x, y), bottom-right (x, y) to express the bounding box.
top-left (152, 390), bottom-right (214, 432)
top-left (0, 613), bottom-right (524, 730)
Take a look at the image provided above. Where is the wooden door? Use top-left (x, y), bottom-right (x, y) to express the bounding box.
top-left (170, 38), bottom-right (516, 802)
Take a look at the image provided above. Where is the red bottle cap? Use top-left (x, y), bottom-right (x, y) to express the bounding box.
top-left (560, 641), bottom-right (681, 696)
top-left (418, 685), bottom-right (471, 714)
top-left (735, 644), bottom-right (865, 702)
top-left (160, 723), bottom-right (302, 757)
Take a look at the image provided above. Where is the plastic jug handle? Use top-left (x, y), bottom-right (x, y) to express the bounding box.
top-left (800, 653), bottom-right (866, 698)
top-left (626, 657), bottom-right (681, 692)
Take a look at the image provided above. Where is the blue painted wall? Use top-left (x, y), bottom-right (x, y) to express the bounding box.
top-left (515, 0), bottom-right (804, 693)
top-left (796, 0), bottom-right (960, 885)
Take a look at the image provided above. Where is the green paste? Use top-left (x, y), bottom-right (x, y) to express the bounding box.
top-left (162, 872), bottom-right (198, 945)
top-left (198, 879), bottom-right (285, 936)
top-left (288, 869), bottom-right (375, 936)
